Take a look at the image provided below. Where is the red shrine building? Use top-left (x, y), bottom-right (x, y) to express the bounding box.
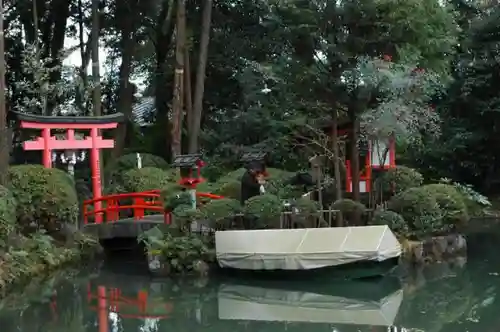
top-left (321, 120), bottom-right (397, 194)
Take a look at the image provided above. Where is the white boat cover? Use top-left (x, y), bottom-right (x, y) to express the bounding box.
top-left (215, 225), bottom-right (401, 270)
top-left (218, 284), bottom-right (403, 326)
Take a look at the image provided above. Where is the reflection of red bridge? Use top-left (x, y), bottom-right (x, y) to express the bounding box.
top-left (83, 190), bottom-right (224, 224)
top-left (87, 284), bottom-right (173, 320)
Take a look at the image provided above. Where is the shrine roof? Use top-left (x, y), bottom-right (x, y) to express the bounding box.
top-left (12, 112), bottom-right (125, 124)
top-left (172, 154), bottom-right (201, 167)
top-left (240, 151), bottom-right (267, 162)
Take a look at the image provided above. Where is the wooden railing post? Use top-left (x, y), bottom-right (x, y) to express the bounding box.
top-left (134, 197), bottom-right (145, 220)
top-left (106, 199), bottom-right (119, 222)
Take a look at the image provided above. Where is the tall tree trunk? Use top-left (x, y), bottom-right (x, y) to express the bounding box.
top-left (154, 0), bottom-right (176, 161)
top-left (184, 47), bottom-right (193, 130)
top-left (111, 1), bottom-right (139, 160)
top-left (91, 0), bottom-right (101, 117)
top-left (187, 0), bottom-right (213, 154)
top-left (0, 0), bottom-right (8, 186)
top-left (350, 113), bottom-right (361, 224)
top-left (91, 0), bottom-right (104, 184)
top-left (76, 0), bottom-right (90, 112)
top-left (183, 47), bottom-right (193, 154)
top-left (171, 0), bottom-right (186, 158)
top-left (331, 110), bottom-right (343, 226)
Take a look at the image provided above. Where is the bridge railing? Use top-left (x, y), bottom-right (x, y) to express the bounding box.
top-left (83, 190), bottom-right (224, 224)
top-left (83, 192), bottom-right (164, 224)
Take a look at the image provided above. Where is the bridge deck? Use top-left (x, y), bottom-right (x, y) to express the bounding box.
top-left (83, 215), bottom-right (214, 240)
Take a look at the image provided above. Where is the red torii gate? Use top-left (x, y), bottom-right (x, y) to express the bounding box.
top-left (13, 112), bottom-right (124, 223)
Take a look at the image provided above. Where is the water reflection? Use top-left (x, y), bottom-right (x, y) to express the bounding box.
top-left (217, 283), bottom-right (403, 325)
top-left (0, 254), bottom-right (499, 332)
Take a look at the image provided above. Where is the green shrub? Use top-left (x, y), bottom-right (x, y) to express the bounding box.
top-left (266, 168), bottom-right (294, 181)
top-left (115, 153), bottom-right (169, 171)
top-left (265, 169), bottom-right (300, 198)
top-left (421, 184), bottom-right (469, 227)
top-left (213, 167), bottom-right (295, 200)
top-left (0, 185), bottom-right (17, 239)
top-left (213, 179), bottom-right (240, 200)
top-left (8, 165), bottom-right (79, 232)
top-left (387, 187), bottom-right (447, 239)
top-left (171, 205), bottom-right (204, 232)
top-left (200, 198), bottom-right (242, 229)
top-left (217, 168), bottom-right (246, 183)
top-left (243, 194), bottom-right (282, 228)
top-left (195, 182), bottom-right (216, 193)
top-left (294, 197), bottom-right (320, 217)
top-left (122, 167), bottom-right (175, 193)
top-left (370, 210), bottom-right (409, 236)
top-left (138, 227), bottom-right (212, 274)
top-left (377, 166), bottom-right (424, 194)
top-left (332, 199), bottom-right (366, 223)
top-left (440, 179), bottom-right (490, 217)
top-left (105, 153), bottom-right (170, 191)
top-left (163, 191), bottom-right (192, 211)
top-left (291, 197), bottom-right (323, 228)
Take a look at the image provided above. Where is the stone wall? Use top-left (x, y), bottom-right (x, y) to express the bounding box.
top-left (402, 234), bottom-right (467, 265)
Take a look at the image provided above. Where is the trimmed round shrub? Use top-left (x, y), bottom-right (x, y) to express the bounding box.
top-left (294, 197), bottom-right (320, 217)
top-left (217, 168), bottom-right (246, 183)
top-left (421, 184), bottom-right (469, 227)
top-left (8, 165), bottom-right (79, 232)
top-left (115, 153), bottom-right (169, 171)
top-left (0, 185), bottom-right (17, 238)
top-left (213, 179), bottom-right (240, 200)
top-left (387, 187), bottom-right (446, 239)
top-left (291, 197), bottom-right (323, 228)
top-left (377, 166), bottom-right (424, 194)
top-left (122, 167), bottom-right (175, 193)
top-left (445, 181), bottom-right (490, 216)
top-left (163, 191), bottom-right (192, 211)
top-left (243, 194), bottom-right (282, 228)
top-left (371, 210), bottom-right (408, 236)
top-left (332, 198), bottom-right (366, 222)
top-left (105, 153), bottom-right (170, 191)
top-left (200, 198), bottom-right (242, 229)
top-left (172, 204), bottom-right (204, 231)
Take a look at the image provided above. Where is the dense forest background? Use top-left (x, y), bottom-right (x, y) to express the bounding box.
top-left (0, 0), bottom-right (499, 196)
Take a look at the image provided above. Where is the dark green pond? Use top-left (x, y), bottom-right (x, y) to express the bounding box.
top-left (0, 234), bottom-right (499, 332)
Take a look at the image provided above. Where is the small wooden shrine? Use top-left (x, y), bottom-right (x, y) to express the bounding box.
top-left (319, 119), bottom-right (396, 193)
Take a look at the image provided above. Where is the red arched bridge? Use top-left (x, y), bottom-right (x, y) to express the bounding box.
top-left (82, 190), bottom-right (223, 241)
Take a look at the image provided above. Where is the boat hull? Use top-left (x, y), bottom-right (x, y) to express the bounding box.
top-left (214, 256), bottom-right (399, 281)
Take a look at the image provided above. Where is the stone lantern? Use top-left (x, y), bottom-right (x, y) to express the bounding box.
top-left (51, 131), bottom-right (86, 177)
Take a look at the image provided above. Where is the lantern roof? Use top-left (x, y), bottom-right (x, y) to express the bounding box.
top-left (172, 154), bottom-right (201, 167)
top-left (240, 151), bottom-right (267, 162)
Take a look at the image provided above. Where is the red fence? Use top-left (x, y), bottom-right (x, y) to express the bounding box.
top-left (83, 190), bottom-right (224, 224)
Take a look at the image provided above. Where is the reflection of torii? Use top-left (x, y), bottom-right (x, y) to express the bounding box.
top-left (89, 285), bottom-right (173, 332)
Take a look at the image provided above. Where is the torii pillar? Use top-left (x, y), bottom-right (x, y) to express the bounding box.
top-left (13, 112), bottom-right (124, 223)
